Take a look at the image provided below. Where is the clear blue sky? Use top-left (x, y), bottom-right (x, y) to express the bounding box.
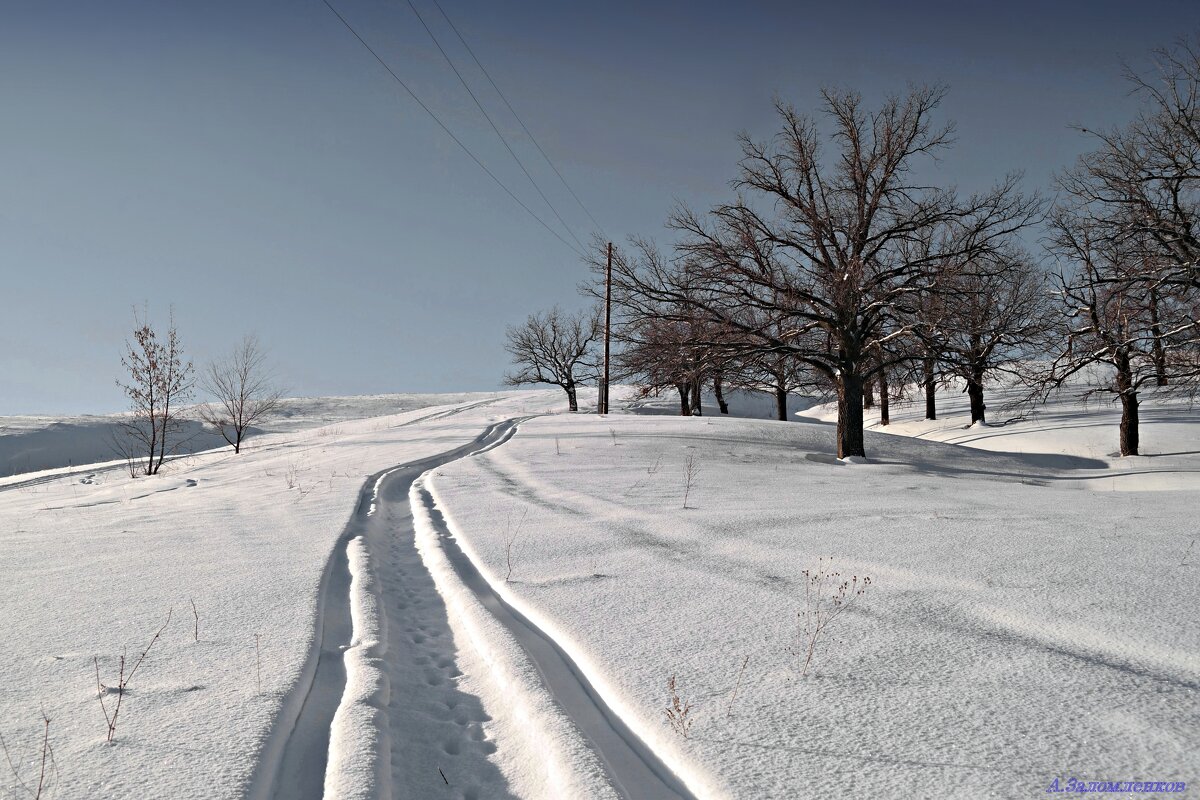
top-left (1, 0), bottom-right (1193, 413)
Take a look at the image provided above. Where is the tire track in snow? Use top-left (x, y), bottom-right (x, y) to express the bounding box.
top-left (413, 429), bottom-right (698, 800)
top-left (260, 417), bottom-right (697, 800)
top-left (256, 423), bottom-right (518, 800)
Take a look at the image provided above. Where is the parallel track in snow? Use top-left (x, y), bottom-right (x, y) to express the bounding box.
top-left (257, 418), bottom-right (695, 800)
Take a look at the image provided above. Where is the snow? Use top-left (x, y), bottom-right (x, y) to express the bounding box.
top-left (426, 387), bottom-right (1200, 798)
top-left (804, 378), bottom-right (1200, 464)
top-left (2, 382), bottom-right (1196, 799)
top-left (325, 533), bottom-right (392, 800)
top-left (411, 471), bottom-right (619, 800)
top-left (0, 392), bottom-right (505, 480)
top-left (0, 391), bottom-right (584, 800)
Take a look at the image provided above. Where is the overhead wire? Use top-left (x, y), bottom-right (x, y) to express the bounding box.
top-left (427, 0), bottom-right (605, 238)
top-left (402, 0), bottom-right (587, 254)
top-left (320, 0), bottom-right (586, 259)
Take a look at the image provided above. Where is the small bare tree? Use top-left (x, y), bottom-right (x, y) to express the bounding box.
top-left (115, 309), bottom-right (194, 476)
top-left (504, 509), bottom-right (528, 583)
top-left (931, 246), bottom-right (1055, 425)
top-left (504, 307), bottom-right (601, 411)
top-left (796, 560), bottom-right (871, 677)
top-left (681, 452), bottom-right (699, 509)
top-left (198, 335), bottom-right (284, 453)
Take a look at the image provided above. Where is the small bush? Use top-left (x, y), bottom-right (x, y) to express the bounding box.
top-left (796, 559), bottom-right (871, 676)
top-left (663, 674), bottom-right (694, 737)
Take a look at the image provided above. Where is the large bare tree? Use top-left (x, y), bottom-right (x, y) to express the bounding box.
top-left (601, 88), bottom-right (1040, 456)
top-left (1044, 36), bottom-right (1200, 455)
top-left (198, 335), bottom-right (284, 454)
top-left (1046, 211), bottom-right (1200, 455)
top-left (504, 306), bottom-right (601, 411)
top-left (115, 310), bottom-right (194, 476)
top-left (1105, 38), bottom-right (1200, 288)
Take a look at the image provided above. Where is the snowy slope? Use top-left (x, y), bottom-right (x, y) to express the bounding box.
top-left (3, 383), bottom-right (1196, 799)
top-left (0, 390), bottom-right (616, 800)
top-left (427, 401), bottom-right (1200, 798)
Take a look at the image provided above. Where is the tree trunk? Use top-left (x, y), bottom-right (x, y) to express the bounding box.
top-left (923, 354), bottom-right (937, 420)
top-left (1116, 357), bottom-right (1139, 455)
top-left (836, 373), bottom-right (866, 458)
top-left (863, 379), bottom-right (875, 409)
top-left (152, 418), bottom-right (165, 475)
top-left (1149, 287), bottom-right (1168, 387)
top-left (713, 373), bottom-right (729, 414)
top-left (1119, 392), bottom-right (1140, 456)
top-left (878, 369), bottom-right (890, 426)
top-left (775, 385), bottom-right (788, 422)
top-left (144, 412), bottom-right (157, 476)
top-left (966, 369), bottom-right (986, 424)
top-left (565, 382), bottom-right (578, 412)
top-left (677, 383), bottom-right (692, 416)
top-left (155, 390), bottom-right (172, 475)
top-left (690, 376), bottom-right (703, 416)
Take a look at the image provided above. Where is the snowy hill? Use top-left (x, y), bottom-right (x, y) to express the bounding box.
top-left (0, 386), bottom-right (1195, 799)
top-left (0, 392), bottom-right (505, 480)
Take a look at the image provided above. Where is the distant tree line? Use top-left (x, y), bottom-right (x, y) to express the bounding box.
top-left (505, 35), bottom-right (1200, 458)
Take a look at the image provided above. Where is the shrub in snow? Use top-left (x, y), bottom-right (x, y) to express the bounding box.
top-left (797, 560), bottom-right (872, 677)
top-left (663, 674), bottom-right (694, 737)
top-left (0, 713), bottom-right (56, 799)
top-left (94, 609), bottom-right (173, 743)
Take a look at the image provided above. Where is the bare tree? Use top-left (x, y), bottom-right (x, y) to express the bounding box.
top-left (1046, 212), bottom-right (1200, 455)
top-left (618, 316), bottom-right (703, 415)
top-left (198, 335), bottom-right (284, 453)
top-left (115, 309), bottom-right (194, 476)
top-left (932, 247), bottom-right (1054, 425)
top-left (616, 304), bottom-right (740, 416)
top-left (504, 307), bottom-right (601, 411)
top-left (731, 348), bottom-right (814, 422)
top-left (1043, 37), bottom-right (1200, 455)
top-left (913, 288), bottom-right (948, 420)
top-left (1108, 37), bottom-right (1200, 289)
top-left (601, 88), bottom-right (1039, 456)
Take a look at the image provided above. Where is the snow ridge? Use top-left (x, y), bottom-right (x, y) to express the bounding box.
top-left (409, 474), bottom-right (615, 799)
top-left (324, 529), bottom-right (395, 800)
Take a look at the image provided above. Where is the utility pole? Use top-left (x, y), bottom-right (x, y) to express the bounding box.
top-left (600, 241), bottom-right (612, 414)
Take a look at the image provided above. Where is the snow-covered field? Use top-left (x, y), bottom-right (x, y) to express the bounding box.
top-left (0, 391), bottom-right (572, 799)
top-left (1, 384), bottom-right (1196, 799)
top-left (0, 392), bottom-right (504, 479)
top-left (428, 386), bottom-right (1200, 798)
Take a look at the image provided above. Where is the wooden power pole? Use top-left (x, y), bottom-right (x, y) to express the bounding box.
top-left (600, 241), bottom-right (612, 414)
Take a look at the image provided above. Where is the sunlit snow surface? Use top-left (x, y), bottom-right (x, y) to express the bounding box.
top-left (0, 391), bottom-right (578, 799)
top-left (430, 385), bottom-right (1199, 799)
top-left (1, 384), bottom-right (1196, 799)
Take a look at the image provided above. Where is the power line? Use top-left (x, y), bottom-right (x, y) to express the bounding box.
top-left (428, 0), bottom-right (606, 237)
top-left (403, 0), bottom-right (588, 254)
top-left (320, 0), bottom-right (585, 258)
